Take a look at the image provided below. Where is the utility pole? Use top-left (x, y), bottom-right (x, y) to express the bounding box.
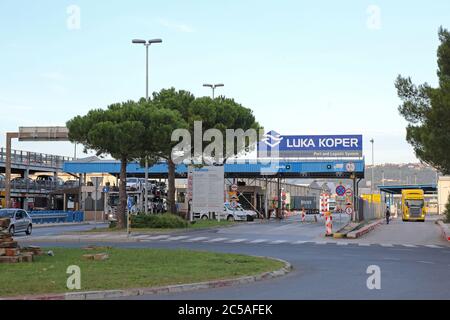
top-left (370, 138), bottom-right (374, 201)
top-left (132, 38), bottom-right (162, 214)
top-left (203, 83), bottom-right (224, 99)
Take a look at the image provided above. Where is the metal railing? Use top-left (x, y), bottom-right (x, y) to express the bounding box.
top-left (0, 180), bottom-right (80, 192)
top-left (0, 148), bottom-right (73, 169)
top-left (28, 210), bottom-right (84, 224)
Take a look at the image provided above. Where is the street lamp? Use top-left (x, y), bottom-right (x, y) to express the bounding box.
top-left (132, 38), bottom-right (162, 214)
top-left (203, 83), bottom-right (224, 99)
top-left (370, 138), bottom-right (374, 200)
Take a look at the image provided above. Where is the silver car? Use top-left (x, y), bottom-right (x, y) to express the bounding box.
top-left (0, 209), bottom-right (33, 235)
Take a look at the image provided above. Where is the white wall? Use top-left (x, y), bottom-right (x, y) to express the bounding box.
top-left (438, 176), bottom-right (450, 214)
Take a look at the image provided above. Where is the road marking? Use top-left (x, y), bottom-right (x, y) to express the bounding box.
top-left (417, 261), bottom-right (434, 264)
top-left (380, 244), bottom-right (394, 247)
top-left (291, 240), bottom-right (309, 245)
top-left (315, 242), bottom-right (328, 245)
top-left (269, 240), bottom-right (288, 244)
top-left (227, 238), bottom-right (247, 243)
top-left (249, 239), bottom-right (269, 244)
top-left (401, 244), bottom-right (417, 248)
top-left (142, 235), bottom-right (171, 240)
top-left (183, 237), bottom-right (209, 242)
top-left (133, 235), bottom-right (154, 239)
top-left (161, 236), bottom-right (190, 241)
top-left (358, 243), bottom-right (371, 247)
top-left (336, 242), bottom-right (349, 246)
top-left (383, 257), bottom-right (401, 261)
top-left (206, 238), bottom-right (228, 243)
top-left (424, 245), bottom-right (442, 249)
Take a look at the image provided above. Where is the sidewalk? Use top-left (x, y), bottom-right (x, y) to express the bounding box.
top-left (32, 222), bottom-right (92, 229)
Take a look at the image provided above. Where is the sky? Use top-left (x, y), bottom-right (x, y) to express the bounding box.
top-left (0, 0), bottom-right (449, 164)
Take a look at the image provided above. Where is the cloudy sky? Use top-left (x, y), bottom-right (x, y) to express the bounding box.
top-left (1, 0), bottom-right (449, 164)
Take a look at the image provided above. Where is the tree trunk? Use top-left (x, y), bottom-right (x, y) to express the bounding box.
top-left (117, 158), bottom-right (127, 229)
top-left (168, 159), bottom-right (177, 214)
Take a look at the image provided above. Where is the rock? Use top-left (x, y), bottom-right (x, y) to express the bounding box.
top-left (5, 248), bottom-right (20, 256)
top-left (94, 253), bottom-right (109, 261)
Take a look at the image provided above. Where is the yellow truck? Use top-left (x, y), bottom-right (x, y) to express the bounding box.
top-left (401, 189), bottom-right (426, 222)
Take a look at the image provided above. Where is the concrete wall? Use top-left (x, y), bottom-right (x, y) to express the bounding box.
top-left (438, 176), bottom-right (450, 214)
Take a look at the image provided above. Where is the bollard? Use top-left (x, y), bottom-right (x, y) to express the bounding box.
top-left (325, 214), bottom-right (333, 236)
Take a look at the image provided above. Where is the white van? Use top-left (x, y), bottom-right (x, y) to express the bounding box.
top-left (194, 203), bottom-right (254, 221)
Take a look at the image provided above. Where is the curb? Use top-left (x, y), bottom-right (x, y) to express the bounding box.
top-left (346, 219), bottom-right (383, 239)
top-left (1, 257), bottom-right (292, 300)
top-left (437, 220), bottom-right (450, 242)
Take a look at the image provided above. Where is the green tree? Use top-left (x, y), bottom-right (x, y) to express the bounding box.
top-left (395, 27), bottom-right (450, 174)
top-left (151, 88), bottom-right (261, 215)
top-left (67, 100), bottom-right (184, 228)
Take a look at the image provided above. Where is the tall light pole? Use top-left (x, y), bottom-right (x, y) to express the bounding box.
top-left (132, 38), bottom-right (162, 214)
top-left (203, 83), bottom-right (224, 99)
top-left (370, 138), bottom-right (374, 200)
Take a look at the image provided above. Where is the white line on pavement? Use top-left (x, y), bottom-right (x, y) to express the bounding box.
top-left (161, 236), bottom-right (190, 241)
top-left (380, 244), bottom-right (394, 247)
top-left (249, 239), bottom-right (269, 244)
top-left (417, 261), bottom-right (434, 264)
top-left (227, 239), bottom-right (248, 243)
top-left (269, 240), bottom-right (288, 244)
top-left (336, 242), bottom-right (349, 246)
top-left (141, 235), bottom-right (171, 240)
top-left (358, 243), bottom-right (371, 246)
top-left (315, 242), bottom-right (328, 245)
top-left (401, 244), bottom-right (417, 248)
top-left (183, 237), bottom-right (209, 242)
top-left (424, 245), bottom-right (442, 249)
top-left (291, 240), bottom-right (310, 245)
top-left (206, 238), bottom-right (228, 243)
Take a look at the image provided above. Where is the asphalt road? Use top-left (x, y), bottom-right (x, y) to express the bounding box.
top-left (14, 222), bottom-right (109, 238)
top-left (20, 215), bottom-right (450, 300)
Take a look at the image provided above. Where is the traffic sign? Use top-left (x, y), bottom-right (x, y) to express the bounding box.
top-left (345, 188), bottom-right (353, 197)
top-left (127, 196), bottom-right (133, 210)
top-left (230, 201), bottom-right (238, 208)
top-left (346, 162), bottom-right (355, 172)
top-left (231, 184), bottom-right (238, 191)
top-left (336, 185), bottom-right (346, 196)
top-left (345, 207), bottom-right (353, 215)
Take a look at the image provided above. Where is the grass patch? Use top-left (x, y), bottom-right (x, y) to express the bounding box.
top-left (0, 247), bottom-right (283, 297)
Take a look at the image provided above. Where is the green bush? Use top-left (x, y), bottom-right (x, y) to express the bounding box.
top-left (445, 194), bottom-right (450, 223)
top-left (131, 213), bottom-right (188, 229)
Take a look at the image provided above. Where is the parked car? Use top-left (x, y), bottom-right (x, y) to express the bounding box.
top-left (126, 178), bottom-right (141, 191)
top-left (35, 175), bottom-right (64, 186)
top-left (64, 179), bottom-right (79, 187)
top-left (10, 177), bottom-right (34, 186)
top-left (194, 203), bottom-right (253, 222)
top-left (0, 208), bottom-right (33, 235)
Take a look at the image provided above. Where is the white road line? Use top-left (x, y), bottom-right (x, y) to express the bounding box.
top-left (134, 235), bottom-right (155, 239)
top-left (206, 238), bottom-right (228, 243)
top-left (417, 261), bottom-right (434, 264)
top-left (249, 239), bottom-right (269, 244)
top-left (161, 236), bottom-right (190, 241)
top-left (142, 235), bottom-right (171, 240)
top-left (358, 243), bottom-right (371, 247)
top-left (336, 242), bottom-right (349, 246)
top-left (269, 240), bottom-right (288, 245)
top-left (291, 240), bottom-right (309, 245)
top-left (183, 237), bottom-right (209, 242)
top-left (380, 244), bottom-right (394, 247)
top-left (315, 242), bottom-right (328, 245)
top-left (424, 245), bottom-right (442, 249)
top-left (401, 244), bottom-right (417, 248)
top-left (227, 239), bottom-right (247, 243)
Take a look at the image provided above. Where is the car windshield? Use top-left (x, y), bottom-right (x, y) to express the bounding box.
top-left (128, 178), bottom-right (138, 183)
top-left (225, 204), bottom-right (243, 211)
top-left (0, 209), bottom-right (15, 218)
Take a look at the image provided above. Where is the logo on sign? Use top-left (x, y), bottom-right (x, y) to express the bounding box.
top-left (262, 130), bottom-right (283, 148)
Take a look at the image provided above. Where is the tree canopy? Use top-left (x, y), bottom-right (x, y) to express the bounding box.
top-left (395, 27), bottom-right (450, 174)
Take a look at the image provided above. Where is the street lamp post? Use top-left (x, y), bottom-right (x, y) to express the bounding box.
top-left (132, 38), bottom-right (162, 215)
top-left (203, 83), bottom-right (224, 99)
top-left (370, 138), bottom-right (374, 201)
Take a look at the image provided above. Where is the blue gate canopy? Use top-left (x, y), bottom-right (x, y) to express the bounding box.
top-left (63, 159), bottom-right (365, 179)
top-left (378, 184), bottom-right (437, 195)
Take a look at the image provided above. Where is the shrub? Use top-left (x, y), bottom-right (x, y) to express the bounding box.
top-left (445, 194), bottom-right (450, 223)
top-left (131, 213), bottom-right (188, 229)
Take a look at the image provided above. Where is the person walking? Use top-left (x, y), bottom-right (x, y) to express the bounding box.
top-left (385, 206), bottom-right (391, 224)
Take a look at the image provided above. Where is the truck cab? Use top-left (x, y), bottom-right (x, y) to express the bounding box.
top-left (401, 189), bottom-right (426, 222)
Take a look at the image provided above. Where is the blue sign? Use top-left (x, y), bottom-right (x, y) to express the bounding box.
top-left (127, 196), bottom-right (133, 210)
top-left (336, 185), bottom-right (346, 196)
top-left (258, 131), bottom-right (363, 158)
top-left (103, 186), bottom-right (110, 193)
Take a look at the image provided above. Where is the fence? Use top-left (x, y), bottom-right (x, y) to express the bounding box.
top-left (28, 210), bottom-right (84, 224)
top-left (358, 198), bottom-right (384, 221)
top-left (0, 148), bottom-right (73, 169)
